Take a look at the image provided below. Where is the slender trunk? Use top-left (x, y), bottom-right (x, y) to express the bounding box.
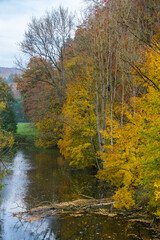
top-left (105, 55), bottom-right (109, 131)
top-left (94, 33), bottom-right (102, 153)
top-left (121, 73), bottom-right (125, 128)
top-left (99, 37), bottom-right (105, 149)
top-left (113, 55), bottom-right (117, 100)
top-left (91, 137), bottom-right (101, 170)
top-left (110, 55), bottom-right (113, 146)
top-left (88, 101), bottom-right (101, 170)
top-left (95, 71), bottom-right (101, 151)
top-left (133, 78), bottom-right (136, 116)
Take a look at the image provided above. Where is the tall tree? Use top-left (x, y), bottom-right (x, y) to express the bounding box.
top-left (58, 58), bottom-right (100, 168)
top-left (20, 6), bottom-right (75, 104)
top-left (15, 58), bottom-right (62, 147)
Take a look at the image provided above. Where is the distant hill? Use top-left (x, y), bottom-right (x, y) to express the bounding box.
top-left (0, 67), bottom-right (22, 79)
top-left (0, 67), bottom-right (22, 98)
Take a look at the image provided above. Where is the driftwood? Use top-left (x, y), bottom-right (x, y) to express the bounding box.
top-left (13, 198), bottom-right (115, 222)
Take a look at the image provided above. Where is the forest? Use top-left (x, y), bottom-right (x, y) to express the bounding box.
top-left (1, 0), bottom-right (160, 219)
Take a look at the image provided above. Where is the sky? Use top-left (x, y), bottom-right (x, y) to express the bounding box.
top-left (0, 0), bottom-right (86, 68)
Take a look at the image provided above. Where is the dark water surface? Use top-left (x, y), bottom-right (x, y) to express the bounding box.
top-left (0, 147), bottom-right (156, 239)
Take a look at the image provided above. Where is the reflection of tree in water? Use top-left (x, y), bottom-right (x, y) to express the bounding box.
top-left (1, 144), bottom-right (18, 173)
top-left (21, 148), bottom-right (112, 210)
top-left (12, 214), bottom-right (154, 240)
top-left (12, 216), bottom-right (56, 239)
top-left (53, 215), bottom-right (155, 240)
top-left (0, 218), bottom-right (3, 239)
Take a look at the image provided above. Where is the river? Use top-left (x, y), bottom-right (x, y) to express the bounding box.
top-left (0, 146), bottom-right (156, 239)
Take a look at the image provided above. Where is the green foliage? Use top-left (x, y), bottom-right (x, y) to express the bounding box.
top-left (1, 105), bottom-right (17, 133)
top-left (0, 79), bottom-right (17, 133)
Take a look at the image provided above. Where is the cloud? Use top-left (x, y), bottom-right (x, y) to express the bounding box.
top-left (0, 0), bottom-right (85, 67)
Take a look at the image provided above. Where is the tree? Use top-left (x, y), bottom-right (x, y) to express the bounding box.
top-left (16, 7), bottom-right (75, 146)
top-left (0, 78), bottom-right (17, 133)
top-left (58, 59), bottom-right (100, 168)
top-left (20, 6), bottom-right (75, 104)
top-left (15, 57), bottom-right (63, 147)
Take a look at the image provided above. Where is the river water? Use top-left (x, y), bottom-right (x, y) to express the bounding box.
top-left (0, 147), bottom-right (156, 239)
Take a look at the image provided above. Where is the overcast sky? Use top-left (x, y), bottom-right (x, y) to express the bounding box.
top-left (0, 0), bottom-right (86, 68)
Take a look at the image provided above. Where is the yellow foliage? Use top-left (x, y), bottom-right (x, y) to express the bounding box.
top-left (36, 112), bottom-right (62, 148)
top-left (113, 187), bottom-right (135, 209)
top-left (0, 130), bottom-right (14, 150)
top-left (155, 182), bottom-right (160, 201)
top-left (98, 44), bottom-right (160, 212)
top-left (58, 66), bottom-right (98, 168)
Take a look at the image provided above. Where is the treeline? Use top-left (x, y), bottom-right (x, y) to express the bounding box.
top-left (15, 0), bottom-right (160, 216)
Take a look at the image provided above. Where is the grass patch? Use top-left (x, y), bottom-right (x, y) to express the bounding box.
top-left (15, 122), bottom-right (38, 144)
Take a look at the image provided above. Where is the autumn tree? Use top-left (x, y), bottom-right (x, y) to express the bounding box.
top-left (16, 6), bottom-right (75, 147)
top-left (20, 6), bottom-right (75, 104)
top-left (116, 0), bottom-right (160, 90)
top-left (15, 57), bottom-right (63, 147)
top-left (58, 57), bottom-right (100, 168)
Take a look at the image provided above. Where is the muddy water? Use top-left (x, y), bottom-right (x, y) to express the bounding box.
top-left (0, 147), bottom-right (156, 239)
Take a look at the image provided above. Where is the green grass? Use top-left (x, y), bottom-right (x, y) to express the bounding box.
top-left (15, 122), bottom-right (38, 143)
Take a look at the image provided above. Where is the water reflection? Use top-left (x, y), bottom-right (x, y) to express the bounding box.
top-left (1, 151), bottom-right (29, 212)
top-left (49, 215), bottom-right (154, 240)
top-left (0, 147), bottom-right (156, 239)
top-left (21, 148), bottom-right (109, 209)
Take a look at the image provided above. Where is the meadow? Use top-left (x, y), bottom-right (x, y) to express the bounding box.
top-left (16, 122), bottom-right (38, 143)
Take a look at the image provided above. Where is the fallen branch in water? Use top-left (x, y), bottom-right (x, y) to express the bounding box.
top-left (13, 198), bottom-right (115, 222)
top-left (78, 193), bottom-right (98, 200)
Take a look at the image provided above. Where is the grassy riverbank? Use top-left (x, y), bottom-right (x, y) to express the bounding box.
top-left (15, 122), bottom-right (38, 144)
